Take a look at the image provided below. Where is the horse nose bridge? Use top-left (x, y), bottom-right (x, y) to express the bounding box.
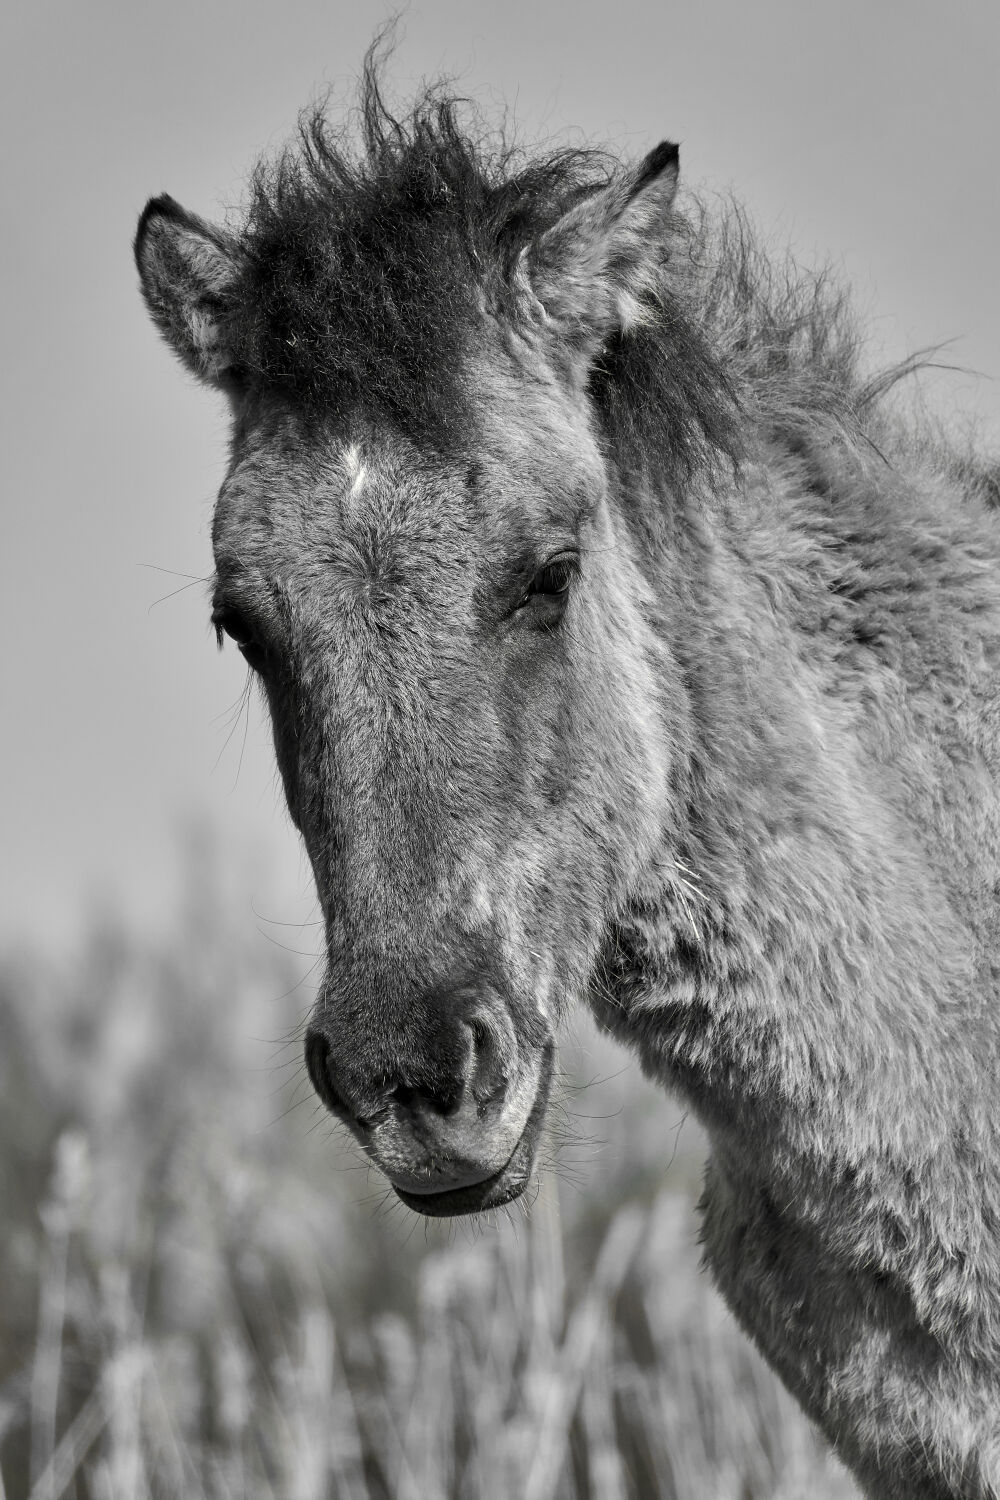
top-left (303, 762), bottom-right (500, 941)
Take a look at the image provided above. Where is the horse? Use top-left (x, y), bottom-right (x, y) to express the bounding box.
top-left (135, 60), bottom-right (1000, 1498)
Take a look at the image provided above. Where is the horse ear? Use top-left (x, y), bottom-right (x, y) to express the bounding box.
top-left (134, 195), bottom-right (240, 386)
top-left (516, 142), bottom-right (680, 359)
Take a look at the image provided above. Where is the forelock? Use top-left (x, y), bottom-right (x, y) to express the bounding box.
top-left (221, 53), bottom-right (614, 451)
top-left (213, 49), bottom-right (889, 497)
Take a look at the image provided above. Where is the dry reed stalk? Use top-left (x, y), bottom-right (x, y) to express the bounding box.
top-left (524, 1206), bottom-right (644, 1500)
top-left (26, 1393), bottom-right (105, 1500)
top-left (580, 1335), bottom-right (628, 1500)
top-left (29, 1133), bottom-right (88, 1497)
top-left (143, 1358), bottom-right (207, 1500)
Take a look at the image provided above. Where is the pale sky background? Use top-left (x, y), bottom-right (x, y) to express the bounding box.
top-left (1, 0), bottom-right (998, 955)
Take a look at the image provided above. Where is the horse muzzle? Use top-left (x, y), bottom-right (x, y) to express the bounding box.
top-left (304, 1008), bottom-right (555, 1218)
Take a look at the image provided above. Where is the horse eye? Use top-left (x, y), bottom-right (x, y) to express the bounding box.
top-left (211, 607), bottom-right (268, 671)
top-left (524, 553), bottom-right (579, 604)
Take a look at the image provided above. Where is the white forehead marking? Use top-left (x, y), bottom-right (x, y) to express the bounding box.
top-left (340, 443), bottom-right (369, 516)
top-left (344, 443), bottom-right (367, 489)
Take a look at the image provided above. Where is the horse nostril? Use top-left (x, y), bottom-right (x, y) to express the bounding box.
top-left (304, 1029), bottom-right (350, 1121)
top-left (475, 1077), bottom-right (508, 1120)
top-left (468, 1016), bottom-right (510, 1108)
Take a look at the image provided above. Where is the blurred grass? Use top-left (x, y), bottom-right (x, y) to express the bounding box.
top-left (0, 833), bottom-right (858, 1499)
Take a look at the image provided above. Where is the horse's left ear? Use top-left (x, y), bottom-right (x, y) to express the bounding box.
top-left (516, 143), bottom-right (680, 360)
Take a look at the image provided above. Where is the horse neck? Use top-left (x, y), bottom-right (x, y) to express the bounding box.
top-left (601, 453), bottom-right (982, 1157)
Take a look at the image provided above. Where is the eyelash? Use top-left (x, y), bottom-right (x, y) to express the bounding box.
top-left (520, 552), bottom-right (579, 608)
top-left (211, 607), bottom-right (269, 672)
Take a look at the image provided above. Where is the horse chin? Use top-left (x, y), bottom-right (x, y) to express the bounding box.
top-left (392, 1130), bottom-right (536, 1217)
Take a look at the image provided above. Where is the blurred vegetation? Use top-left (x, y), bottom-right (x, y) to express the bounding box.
top-left (0, 833), bottom-right (857, 1498)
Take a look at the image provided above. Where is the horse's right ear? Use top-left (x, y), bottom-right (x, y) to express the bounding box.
top-left (134, 196), bottom-right (240, 386)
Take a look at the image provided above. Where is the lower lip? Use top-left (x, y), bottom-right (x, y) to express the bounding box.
top-left (393, 1155), bottom-right (530, 1217)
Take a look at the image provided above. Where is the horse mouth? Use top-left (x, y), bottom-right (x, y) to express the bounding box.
top-left (393, 1040), bottom-right (554, 1218)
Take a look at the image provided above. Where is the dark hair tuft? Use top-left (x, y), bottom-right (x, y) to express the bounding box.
top-left (220, 43), bottom-right (937, 474)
